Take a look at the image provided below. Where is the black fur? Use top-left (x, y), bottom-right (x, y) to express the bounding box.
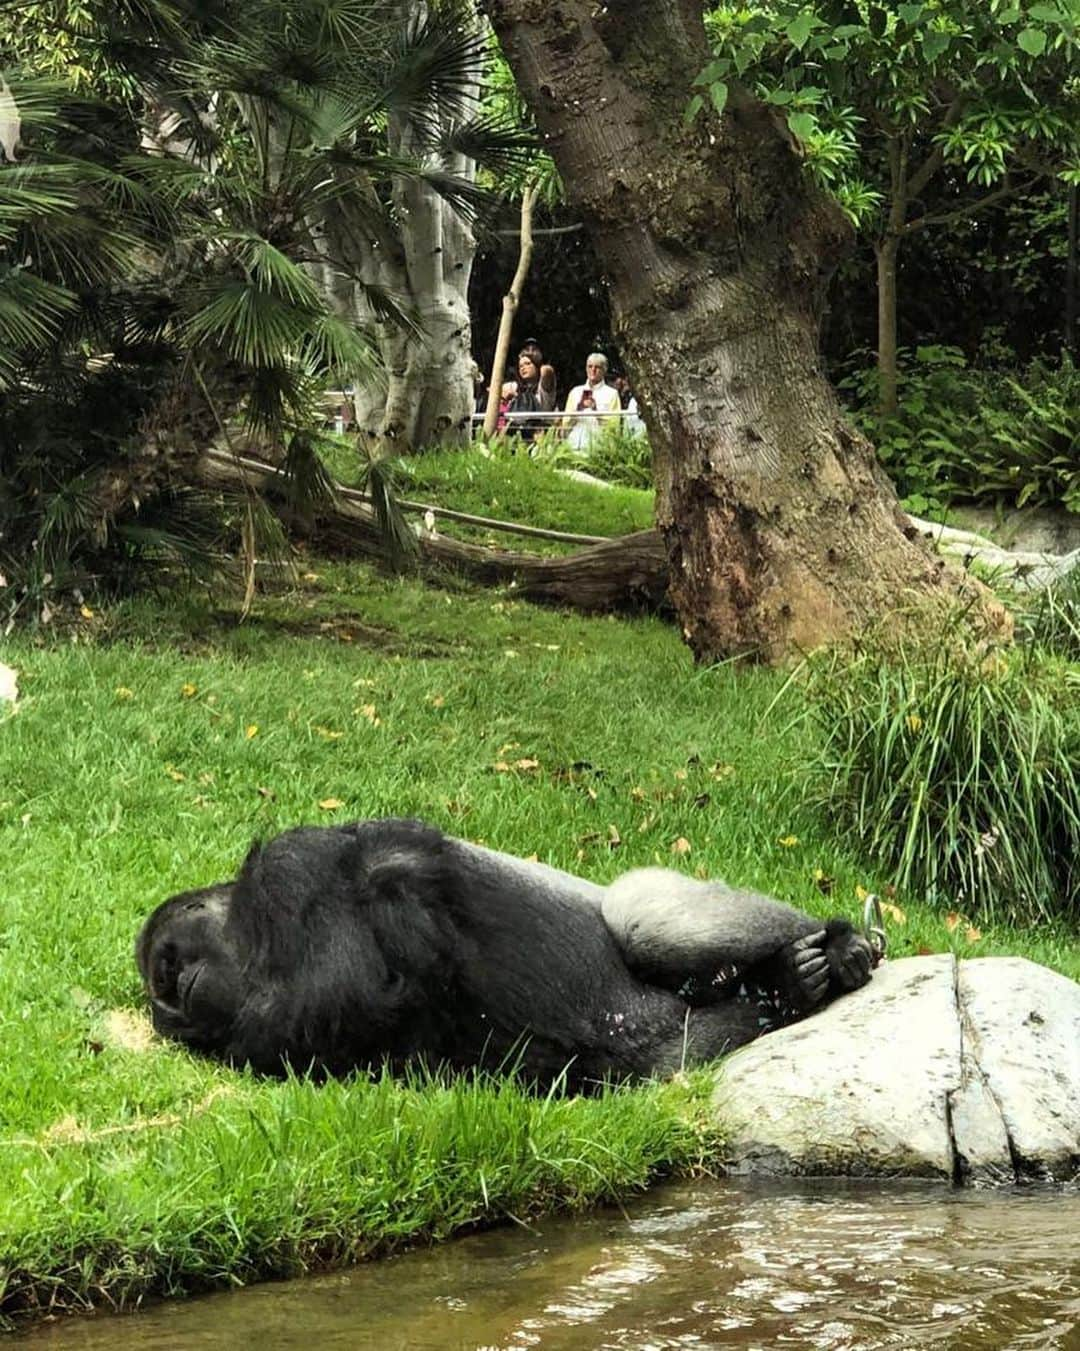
top-left (136, 818), bottom-right (873, 1089)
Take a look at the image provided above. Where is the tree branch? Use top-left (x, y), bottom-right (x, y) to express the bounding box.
top-left (906, 177), bottom-right (1027, 234)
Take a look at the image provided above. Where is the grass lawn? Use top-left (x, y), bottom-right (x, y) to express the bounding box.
top-left (1, 461), bottom-right (1076, 1326)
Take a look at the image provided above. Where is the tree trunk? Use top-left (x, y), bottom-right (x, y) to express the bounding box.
top-left (482, 185), bottom-right (537, 436)
top-left (875, 235), bottom-right (901, 420)
top-left (478, 0), bottom-right (1006, 662)
top-left (314, 0), bottom-right (478, 454)
top-left (196, 448), bottom-right (670, 612)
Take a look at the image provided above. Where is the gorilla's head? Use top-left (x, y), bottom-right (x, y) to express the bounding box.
top-left (136, 885), bottom-right (243, 1052)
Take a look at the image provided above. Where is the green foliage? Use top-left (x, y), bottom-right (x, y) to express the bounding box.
top-left (1, 0), bottom-right (529, 625)
top-left (1019, 569), bottom-right (1080, 661)
top-left (700, 1), bottom-right (1080, 226)
top-left (532, 419), bottom-right (654, 490)
top-left (839, 347), bottom-right (1080, 514)
top-left (795, 629), bottom-right (1080, 925)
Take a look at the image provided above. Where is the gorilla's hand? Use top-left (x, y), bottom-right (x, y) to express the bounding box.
top-left (824, 918), bottom-right (875, 992)
top-left (776, 929), bottom-right (830, 1011)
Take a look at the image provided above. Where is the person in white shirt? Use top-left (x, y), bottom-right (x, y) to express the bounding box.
top-left (562, 352), bottom-right (621, 450)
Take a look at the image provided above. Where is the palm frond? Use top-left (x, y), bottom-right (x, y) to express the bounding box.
top-left (280, 428), bottom-right (338, 520)
top-left (382, 4), bottom-right (487, 147)
top-left (0, 269), bottom-right (75, 385)
top-left (437, 113), bottom-right (538, 175)
top-left (359, 448), bottom-right (417, 571)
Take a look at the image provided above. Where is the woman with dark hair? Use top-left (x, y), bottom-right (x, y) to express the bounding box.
top-left (505, 340), bottom-right (557, 445)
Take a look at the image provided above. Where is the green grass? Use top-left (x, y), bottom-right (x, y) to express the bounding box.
top-left (0, 459), bottom-right (1077, 1325)
top-left (322, 436), bottom-right (656, 551)
top-left (797, 632), bottom-right (1080, 927)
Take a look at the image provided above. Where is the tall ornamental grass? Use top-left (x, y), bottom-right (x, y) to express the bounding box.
top-left (797, 637), bottom-right (1080, 925)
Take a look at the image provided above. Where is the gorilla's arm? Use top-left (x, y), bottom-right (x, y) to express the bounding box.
top-left (601, 868), bottom-right (872, 1008)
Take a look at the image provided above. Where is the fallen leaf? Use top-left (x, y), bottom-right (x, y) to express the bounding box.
top-left (0, 663), bottom-right (17, 704)
top-left (607, 824), bottom-right (621, 848)
top-left (673, 769), bottom-right (688, 781)
top-left (514, 758), bottom-right (540, 771)
top-left (430, 695), bottom-right (445, 708)
top-left (245, 724), bottom-right (258, 739)
top-left (79, 605), bottom-right (94, 620)
top-left (115, 687), bottom-right (134, 700)
top-left (314, 726), bottom-right (344, 740)
top-left (778, 835), bottom-right (800, 848)
top-left (164, 765), bottom-right (185, 782)
top-left (965, 925), bottom-right (982, 944)
top-left (671, 837), bottom-right (691, 855)
top-left (945, 912), bottom-right (961, 932)
top-left (881, 902), bottom-right (907, 925)
top-left (318, 798), bottom-right (344, 811)
top-left (180, 683), bottom-right (197, 698)
top-left (630, 786), bottom-right (646, 803)
top-left (357, 704), bottom-right (380, 726)
top-left (256, 786), bottom-right (276, 800)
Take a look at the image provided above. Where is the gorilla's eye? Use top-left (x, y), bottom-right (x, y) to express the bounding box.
top-left (152, 943), bottom-right (181, 1000)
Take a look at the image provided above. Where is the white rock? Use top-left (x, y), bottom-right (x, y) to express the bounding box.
top-left (959, 958), bottom-right (1080, 1182)
top-left (713, 955), bottom-right (1080, 1186)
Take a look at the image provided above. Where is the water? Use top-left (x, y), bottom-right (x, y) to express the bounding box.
top-left (21, 1181), bottom-right (1080, 1349)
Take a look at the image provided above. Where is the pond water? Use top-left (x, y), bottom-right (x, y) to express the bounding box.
top-left (22, 1180), bottom-right (1080, 1349)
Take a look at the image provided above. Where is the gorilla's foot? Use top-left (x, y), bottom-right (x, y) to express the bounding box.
top-left (824, 918), bottom-right (874, 992)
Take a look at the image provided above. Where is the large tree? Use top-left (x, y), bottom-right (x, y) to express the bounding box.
top-left (479, 0), bottom-right (1005, 663)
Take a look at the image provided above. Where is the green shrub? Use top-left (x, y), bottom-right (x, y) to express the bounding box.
top-left (1018, 570), bottom-right (1080, 662)
top-left (839, 347), bottom-right (1080, 516)
top-left (532, 420), bottom-right (654, 489)
top-left (795, 633), bottom-right (1080, 925)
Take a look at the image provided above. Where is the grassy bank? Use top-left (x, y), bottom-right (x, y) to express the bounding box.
top-left (0, 464), bottom-right (1076, 1326)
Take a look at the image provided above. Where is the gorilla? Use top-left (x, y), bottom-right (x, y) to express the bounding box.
top-left (136, 818), bottom-right (874, 1089)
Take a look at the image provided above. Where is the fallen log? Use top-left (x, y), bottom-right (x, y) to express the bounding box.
top-left (196, 447), bottom-right (671, 614)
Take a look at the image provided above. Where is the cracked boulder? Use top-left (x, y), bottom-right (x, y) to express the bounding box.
top-left (712, 955), bottom-right (1079, 1185)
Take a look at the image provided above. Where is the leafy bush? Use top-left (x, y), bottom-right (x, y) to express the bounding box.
top-left (795, 632), bottom-right (1080, 925)
top-left (840, 347), bottom-right (1080, 516)
top-left (1017, 570), bottom-right (1080, 662)
top-left (531, 419), bottom-right (653, 489)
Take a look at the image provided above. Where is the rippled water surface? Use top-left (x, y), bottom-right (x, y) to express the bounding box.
top-left (23, 1181), bottom-right (1080, 1349)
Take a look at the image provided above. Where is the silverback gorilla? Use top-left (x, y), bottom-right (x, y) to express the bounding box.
top-left (136, 818), bottom-right (874, 1089)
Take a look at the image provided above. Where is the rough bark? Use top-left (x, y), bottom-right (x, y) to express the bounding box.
top-left (196, 448), bottom-right (670, 613)
top-left (478, 0), bottom-right (1007, 662)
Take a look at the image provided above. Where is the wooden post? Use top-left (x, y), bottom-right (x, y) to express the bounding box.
top-left (482, 184), bottom-right (537, 437)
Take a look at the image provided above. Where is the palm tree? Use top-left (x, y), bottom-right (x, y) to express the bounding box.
top-left (0, 0), bottom-right (528, 622)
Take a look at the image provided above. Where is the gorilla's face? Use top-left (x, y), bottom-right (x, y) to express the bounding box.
top-left (136, 886), bottom-right (243, 1051)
